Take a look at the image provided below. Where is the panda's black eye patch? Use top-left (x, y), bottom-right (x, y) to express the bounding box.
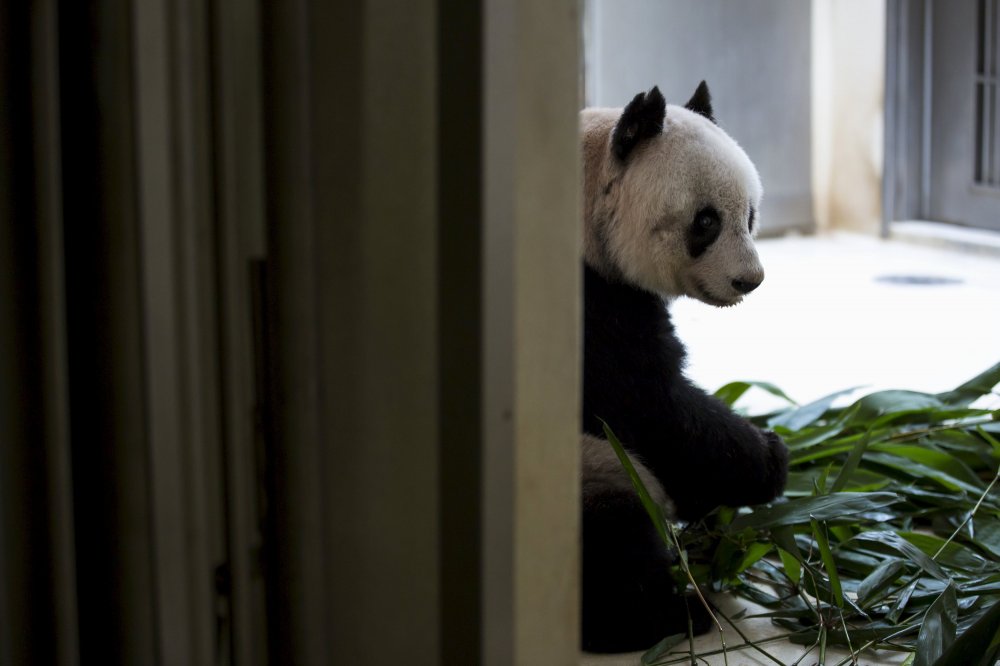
top-left (686, 207), bottom-right (722, 258)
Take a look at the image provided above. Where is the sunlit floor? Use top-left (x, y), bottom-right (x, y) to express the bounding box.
top-left (676, 230), bottom-right (1000, 412)
top-left (581, 229), bottom-right (1000, 666)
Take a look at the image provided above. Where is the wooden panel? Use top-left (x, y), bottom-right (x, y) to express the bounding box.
top-left (483, 1), bottom-right (582, 664)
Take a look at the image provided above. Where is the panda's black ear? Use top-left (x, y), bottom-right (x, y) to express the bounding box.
top-left (612, 86), bottom-right (666, 161)
top-left (684, 80), bottom-right (715, 124)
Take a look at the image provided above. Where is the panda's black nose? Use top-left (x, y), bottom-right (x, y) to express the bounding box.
top-left (731, 277), bottom-right (762, 294)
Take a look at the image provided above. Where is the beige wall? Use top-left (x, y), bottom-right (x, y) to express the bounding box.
top-left (812, 0), bottom-right (886, 233)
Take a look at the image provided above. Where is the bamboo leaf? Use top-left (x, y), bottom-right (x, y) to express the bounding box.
top-left (850, 390), bottom-right (946, 424)
top-left (777, 547), bottom-right (802, 586)
top-left (863, 452), bottom-right (984, 494)
top-left (889, 579), bottom-right (920, 623)
top-left (601, 422), bottom-right (670, 547)
top-left (811, 519), bottom-right (844, 608)
top-left (931, 599), bottom-right (1000, 666)
top-left (899, 532), bottom-right (991, 573)
top-left (853, 531), bottom-right (951, 581)
top-left (640, 633), bottom-right (686, 665)
top-left (727, 492), bottom-right (898, 531)
top-left (973, 520), bottom-right (1000, 559)
top-left (830, 426), bottom-right (875, 492)
top-left (978, 426), bottom-right (1000, 458)
top-left (915, 582), bottom-right (958, 666)
top-left (735, 542), bottom-right (772, 574)
top-left (857, 558), bottom-right (906, 608)
top-left (869, 444), bottom-right (984, 487)
top-left (768, 386), bottom-right (859, 430)
top-left (714, 381), bottom-right (751, 407)
top-left (937, 361), bottom-right (1000, 406)
top-left (599, 365), bottom-right (1000, 662)
top-left (714, 380), bottom-right (797, 407)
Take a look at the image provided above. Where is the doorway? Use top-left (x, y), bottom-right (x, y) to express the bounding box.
top-left (885, 0), bottom-right (1000, 231)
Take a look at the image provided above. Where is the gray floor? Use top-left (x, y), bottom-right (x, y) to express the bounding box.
top-left (582, 230), bottom-right (1000, 665)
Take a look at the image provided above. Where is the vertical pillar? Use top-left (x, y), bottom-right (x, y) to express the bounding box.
top-left (483, 2), bottom-right (582, 664)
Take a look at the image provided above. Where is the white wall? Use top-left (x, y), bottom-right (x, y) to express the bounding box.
top-left (812, 0), bottom-right (886, 233)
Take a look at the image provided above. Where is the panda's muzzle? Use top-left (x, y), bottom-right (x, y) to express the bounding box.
top-left (731, 275), bottom-right (763, 294)
top-left (692, 279), bottom-right (739, 307)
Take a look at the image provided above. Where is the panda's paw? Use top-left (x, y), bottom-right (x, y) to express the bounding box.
top-left (759, 429), bottom-right (789, 500)
top-left (726, 428), bottom-right (788, 508)
top-left (581, 589), bottom-right (714, 653)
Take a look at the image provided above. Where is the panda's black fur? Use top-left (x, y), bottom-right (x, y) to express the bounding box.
top-left (580, 84), bottom-right (789, 654)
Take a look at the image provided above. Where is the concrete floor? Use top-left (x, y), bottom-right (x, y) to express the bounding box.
top-left (581, 230), bottom-right (1000, 665)
top-left (581, 592), bottom-right (910, 666)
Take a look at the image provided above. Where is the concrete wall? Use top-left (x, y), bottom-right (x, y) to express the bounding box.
top-left (585, 0), bottom-right (814, 234)
top-left (586, 0), bottom-right (888, 236)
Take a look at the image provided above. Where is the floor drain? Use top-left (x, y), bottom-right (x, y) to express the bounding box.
top-left (874, 274), bottom-right (964, 286)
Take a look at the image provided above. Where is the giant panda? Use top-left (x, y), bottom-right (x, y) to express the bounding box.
top-left (580, 82), bottom-right (789, 653)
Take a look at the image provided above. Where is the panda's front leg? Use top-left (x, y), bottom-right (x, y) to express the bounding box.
top-left (653, 378), bottom-right (789, 522)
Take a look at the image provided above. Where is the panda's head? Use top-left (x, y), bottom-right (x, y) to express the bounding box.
top-left (581, 82), bottom-right (764, 307)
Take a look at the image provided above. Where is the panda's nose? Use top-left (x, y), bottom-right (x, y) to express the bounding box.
top-left (731, 276), bottom-right (763, 294)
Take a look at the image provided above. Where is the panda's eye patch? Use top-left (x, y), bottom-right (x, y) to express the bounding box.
top-left (686, 207), bottom-right (722, 258)
top-left (694, 210), bottom-right (719, 232)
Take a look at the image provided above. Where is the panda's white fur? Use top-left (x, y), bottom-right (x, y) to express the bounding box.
top-left (580, 434), bottom-right (671, 511)
top-left (581, 103), bottom-right (764, 306)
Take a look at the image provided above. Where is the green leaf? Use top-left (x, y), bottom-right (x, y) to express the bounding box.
top-left (714, 380), bottom-right (797, 407)
top-left (782, 418), bottom-right (853, 450)
top-left (889, 579), bottom-right (920, 623)
top-left (937, 361), bottom-right (1000, 406)
top-left (830, 426), bottom-right (875, 492)
top-left (870, 444), bottom-right (984, 487)
top-left (857, 558), bottom-right (906, 608)
top-left (640, 633), bottom-right (686, 665)
top-left (733, 583), bottom-right (785, 608)
top-left (915, 582), bottom-right (957, 666)
top-left (601, 422), bottom-right (670, 547)
top-left (973, 520), bottom-right (1000, 559)
top-left (849, 390), bottom-right (946, 424)
top-left (714, 381), bottom-right (751, 406)
top-left (811, 520), bottom-right (844, 608)
top-left (863, 452), bottom-right (985, 494)
top-left (610, 366), bottom-right (1000, 662)
top-left (735, 542), bottom-right (773, 574)
top-left (768, 387), bottom-right (859, 430)
top-left (814, 463), bottom-right (833, 495)
top-left (853, 531), bottom-right (951, 581)
top-left (929, 428), bottom-right (999, 462)
top-left (978, 426), bottom-right (1000, 458)
top-left (899, 532), bottom-right (991, 573)
top-left (960, 576), bottom-right (1000, 595)
top-left (777, 547), bottom-right (802, 585)
top-left (931, 599), bottom-right (1000, 666)
top-left (727, 492), bottom-right (898, 531)
top-left (789, 440), bottom-right (862, 466)
top-left (787, 622), bottom-right (919, 647)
